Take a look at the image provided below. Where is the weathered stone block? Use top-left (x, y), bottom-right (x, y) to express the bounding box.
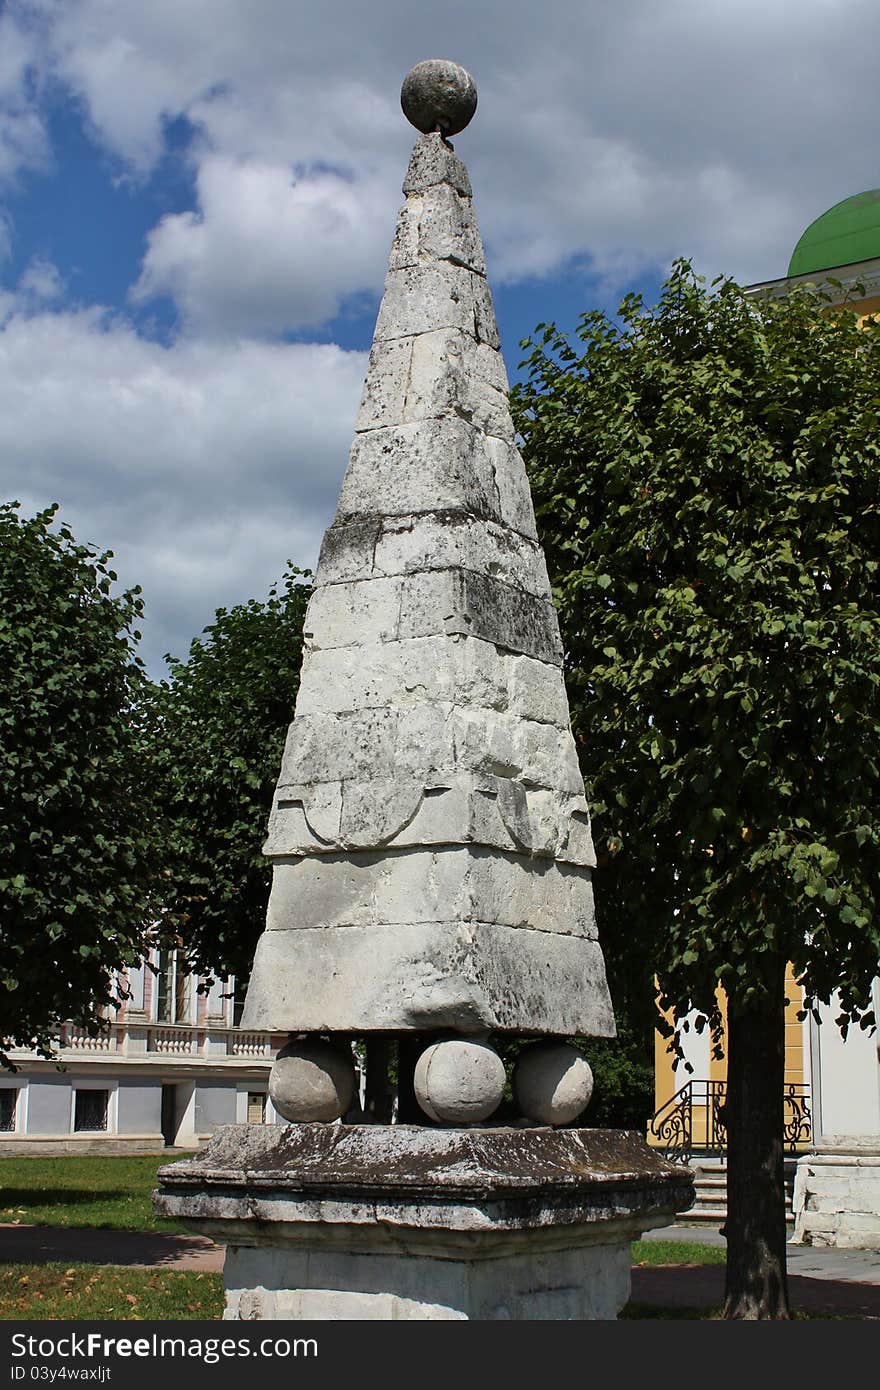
top-left (315, 514), bottom-right (551, 594)
top-left (507, 651), bottom-right (571, 724)
top-left (294, 637), bottom-right (571, 731)
top-left (262, 844), bottom-right (596, 938)
top-left (241, 918), bottom-right (614, 1034)
top-left (264, 775), bottom-right (595, 866)
top-left (404, 331), bottom-right (512, 439)
top-left (450, 570), bottom-right (563, 662)
top-left (402, 132), bottom-right (472, 196)
top-left (389, 186), bottom-right (486, 275)
top-left (373, 263), bottom-right (472, 341)
top-left (301, 569), bottom-right (563, 665)
top-left (449, 707), bottom-right (585, 792)
top-left (221, 1242), bottom-right (628, 1320)
top-left (300, 575), bottom-right (403, 650)
top-left (370, 515), bottom-right (551, 594)
top-left (314, 517), bottom-right (382, 585)
top-left (354, 327), bottom-right (514, 438)
top-left (374, 264), bottom-right (499, 349)
top-left (277, 706), bottom-right (452, 785)
top-left (475, 339), bottom-right (510, 392)
top-left (486, 435), bottom-right (539, 538)
top-left (792, 1152), bottom-right (880, 1249)
top-left (337, 418), bottom-right (499, 520)
top-left (354, 336), bottom-right (412, 431)
top-left (277, 703), bottom-right (584, 803)
top-left (387, 198), bottom-right (422, 272)
top-left (295, 636), bottom-right (510, 719)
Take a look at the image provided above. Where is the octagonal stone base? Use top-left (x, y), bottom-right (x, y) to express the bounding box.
top-left (154, 1124), bottom-right (693, 1321)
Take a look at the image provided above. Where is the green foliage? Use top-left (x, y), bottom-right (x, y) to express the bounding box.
top-left (582, 1018), bottom-right (655, 1130)
top-left (512, 263), bottom-right (880, 1039)
top-left (0, 502), bottom-right (158, 1060)
top-left (145, 568), bottom-right (311, 984)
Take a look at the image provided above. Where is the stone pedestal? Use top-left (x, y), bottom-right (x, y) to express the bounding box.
top-left (792, 1142), bottom-right (880, 1249)
top-left (154, 1124), bottom-right (693, 1320)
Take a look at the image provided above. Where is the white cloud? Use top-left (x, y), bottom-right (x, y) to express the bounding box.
top-left (3, 0), bottom-right (880, 672)
top-left (0, 303), bottom-right (365, 672)
top-left (22, 0), bottom-right (880, 301)
top-left (0, 6), bottom-right (49, 185)
top-left (17, 256), bottom-right (64, 302)
top-left (133, 155), bottom-right (394, 337)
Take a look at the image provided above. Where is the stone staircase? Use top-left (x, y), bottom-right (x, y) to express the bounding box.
top-left (678, 1159), bottom-right (797, 1227)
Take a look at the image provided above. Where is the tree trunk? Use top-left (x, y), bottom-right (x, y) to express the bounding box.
top-left (722, 961), bottom-right (790, 1318)
top-left (363, 1035), bottom-right (395, 1123)
top-left (395, 1034), bottom-right (426, 1123)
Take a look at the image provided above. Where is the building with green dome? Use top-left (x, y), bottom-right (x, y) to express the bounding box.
top-left (749, 189), bottom-right (880, 316)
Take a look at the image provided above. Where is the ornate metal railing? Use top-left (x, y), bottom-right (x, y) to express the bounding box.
top-left (782, 1082), bottom-right (813, 1149)
top-left (648, 1079), bottom-right (812, 1164)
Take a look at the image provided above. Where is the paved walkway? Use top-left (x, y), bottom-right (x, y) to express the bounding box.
top-left (643, 1222), bottom-right (880, 1285)
top-left (0, 1225), bottom-right (223, 1272)
top-left (633, 1223), bottom-right (880, 1316)
top-left (2, 1222), bottom-right (878, 1316)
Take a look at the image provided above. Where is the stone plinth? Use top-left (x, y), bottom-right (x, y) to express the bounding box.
top-left (792, 1144), bottom-right (880, 1249)
top-left (154, 1124), bottom-right (693, 1320)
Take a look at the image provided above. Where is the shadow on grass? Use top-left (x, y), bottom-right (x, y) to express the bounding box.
top-left (1, 1188), bottom-right (137, 1209)
top-left (622, 1303), bottom-right (718, 1319)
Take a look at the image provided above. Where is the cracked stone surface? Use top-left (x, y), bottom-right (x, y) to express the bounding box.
top-left (242, 131), bottom-right (615, 1037)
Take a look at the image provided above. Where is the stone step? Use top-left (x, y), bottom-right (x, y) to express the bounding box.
top-left (681, 1206), bottom-right (728, 1222)
top-left (677, 1161), bottom-right (796, 1225)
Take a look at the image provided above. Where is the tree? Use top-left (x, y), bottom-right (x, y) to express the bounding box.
top-left (145, 567), bottom-right (311, 987)
top-left (0, 502), bottom-right (159, 1062)
top-left (511, 262), bottom-right (880, 1318)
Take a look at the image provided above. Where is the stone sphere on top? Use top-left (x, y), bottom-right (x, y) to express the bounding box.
top-left (401, 60), bottom-right (477, 137)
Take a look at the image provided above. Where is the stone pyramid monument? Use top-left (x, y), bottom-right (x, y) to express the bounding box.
top-left (155, 62), bottom-right (691, 1320)
top-left (241, 61), bottom-right (614, 1056)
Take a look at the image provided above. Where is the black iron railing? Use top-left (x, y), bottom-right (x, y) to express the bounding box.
top-left (648, 1079), bottom-right (812, 1164)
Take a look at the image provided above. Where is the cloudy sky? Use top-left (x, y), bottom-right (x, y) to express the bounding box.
top-left (1, 0), bottom-right (878, 675)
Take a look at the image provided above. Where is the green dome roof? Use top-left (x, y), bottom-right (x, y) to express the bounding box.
top-left (788, 190), bottom-right (880, 277)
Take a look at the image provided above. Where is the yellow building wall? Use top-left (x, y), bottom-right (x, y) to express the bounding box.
top-left (649, 966), bottom-right (808, 1150)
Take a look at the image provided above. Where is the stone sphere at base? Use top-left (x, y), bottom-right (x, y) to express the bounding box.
top-left (401, 59), bottom-right (478, 136)
top-left (268, 1038), bottom-right (356, 1123)
top-left (414, 1038), bottom-right (505, 1124)
top-left (514, 1042), bottom-right (594, 1126)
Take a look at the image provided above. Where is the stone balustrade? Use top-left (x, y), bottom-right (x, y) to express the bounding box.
top-left (55, 1020), bottom-right (272, 1059)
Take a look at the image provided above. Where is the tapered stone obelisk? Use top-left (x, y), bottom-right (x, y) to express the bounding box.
top-left (155, 61), bottom-right (692, 1320)
top-left (241, 71), bottom-right (612, 1044)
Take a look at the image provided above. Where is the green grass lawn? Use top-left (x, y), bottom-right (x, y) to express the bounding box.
top-left (0, 1154), bottom-right (732, 1321)
top-left (631, 1238), bottom-right (725, 1266)
top-left (0, 1263), bottom-right (223, 1320)
top-left (0, 1154), bottom-right (195, 1232)
top-left (1, 1261), bottom-right (710, 1321)
top-left (0, 1156), bottom-right (727, 1259)
top-left (0, 1156), bottom-right (729, 1263)
top-left (0, 1161), bottom-right (771, 1322)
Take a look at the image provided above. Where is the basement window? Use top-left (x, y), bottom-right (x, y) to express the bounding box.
top-left (74, 1089), bottom-right (109, 1132)
top-left (0, 1091), bottom-right (17, 1132)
